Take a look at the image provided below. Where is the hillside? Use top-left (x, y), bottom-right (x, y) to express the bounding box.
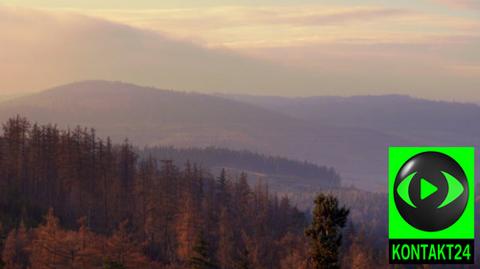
top-left (141, 146), bottom-right (340, 190)
top-left (223, 94), bottom-right (480, 145)
top-left (0, 81), bottom-right (417, 190)
top-left (222, 94), bottom-right (480, 186)
top-left (0, 81), bottom-right (305, 146)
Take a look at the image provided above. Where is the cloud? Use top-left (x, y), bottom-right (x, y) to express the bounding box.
top-left (429, 0), bottom-right (480, 10)
top-left (0, 6), bottom-right (480, 102)
top-left (84, 6), bottom-right (413, 27)
top-left (258, 7), bottom-right (413, 26)
top-left (82, 5), bottom-right (479, 49)
top-left (0, 6), bottom-right (327, 95)
top-left (449, 64), bottom-right (480, 76)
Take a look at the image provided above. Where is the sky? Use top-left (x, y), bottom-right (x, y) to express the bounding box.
top-left (0, 0), bottom-right (479, 101)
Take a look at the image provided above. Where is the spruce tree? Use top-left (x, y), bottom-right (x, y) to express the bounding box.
top-left (216, 168), bottom-right (228, 204)
top-left (218, 168), bottom-right (227, 189)
top-left (305, 194), bottom-right (349, 269)
top-left (189, 232), bottom-right (217, 269)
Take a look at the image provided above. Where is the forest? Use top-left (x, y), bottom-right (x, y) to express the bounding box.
top-left (141, 146), bottom-right (340, 189)
top-left (0, 117), bottom-right (359, 269)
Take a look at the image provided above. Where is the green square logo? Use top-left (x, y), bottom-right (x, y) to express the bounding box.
top-left (388, 147), bottom-right (475, 264)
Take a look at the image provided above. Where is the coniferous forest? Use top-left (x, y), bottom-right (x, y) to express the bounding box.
top-left (141, 146), bottom-right (340, 188)
top-left (0, 117), bottom-right (357, 269)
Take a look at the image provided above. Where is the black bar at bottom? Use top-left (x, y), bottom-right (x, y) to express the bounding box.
top-left (389, 239), bottom-right (474, 264)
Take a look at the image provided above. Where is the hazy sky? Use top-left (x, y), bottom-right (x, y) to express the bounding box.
top-left (0, 0), bottom-right (479, 100)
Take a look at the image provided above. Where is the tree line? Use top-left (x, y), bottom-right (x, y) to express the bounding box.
top-left (141, 146), bottom-right (340, 188)
top-left (0, 117), bottom-right (350, 269)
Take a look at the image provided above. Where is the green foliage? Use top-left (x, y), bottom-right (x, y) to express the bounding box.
top-left (189, 232), bottom-right (218, 269)
top-left (305, 194), bottom-right (349, 269)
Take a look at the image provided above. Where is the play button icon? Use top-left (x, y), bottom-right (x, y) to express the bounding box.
top-left (393, 151), bottom-right (469, 231)
top-left (420, 178), bottom-right (438, 200)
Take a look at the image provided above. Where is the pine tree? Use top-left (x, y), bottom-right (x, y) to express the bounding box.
top-left (104, 220), bottom-right (147, 269)
top-left (188, 232), bottom-right (217, 269)
top-left (73, 217), bottom-right (103, 268)
top-left (30, 210), bottom-right (101, 269)
top-left (305, 194), bottom-right (349, 269)
top-left (217, 169), bottom-right (227, 197)
top-left (29, 209), bottom-right (72, 269)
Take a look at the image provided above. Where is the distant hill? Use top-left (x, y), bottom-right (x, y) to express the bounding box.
top-left (224, 94), bottom-right (480, 145)
top-left (0, 81), bottom-right (420, 190)
top-left (221, 93), bottom-right (480, 188)
top-left (0, 81), bottom-right (304, 147)
top-left (141, 146), bottom-right (340, 190)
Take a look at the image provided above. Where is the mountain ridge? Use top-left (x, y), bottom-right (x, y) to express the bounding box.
top-left (0, 80), bottom-right (426, 190)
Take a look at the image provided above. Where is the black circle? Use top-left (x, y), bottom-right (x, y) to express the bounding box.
top-left (394, 151), bottom-right (468, 231)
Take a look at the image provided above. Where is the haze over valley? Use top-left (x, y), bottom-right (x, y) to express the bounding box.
top-left (2, 81), bottom-right (480, 191)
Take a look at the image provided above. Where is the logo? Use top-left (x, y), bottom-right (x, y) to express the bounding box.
top-left (389, 147), bottom-right (474, 264)
top-left (394, 151), bottom-right (468, 231)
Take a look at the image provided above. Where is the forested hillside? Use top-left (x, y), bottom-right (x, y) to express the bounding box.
top-left (141, 146), bottom-right (340, 189)
top-left (0, 117), bottom-right (350, 269)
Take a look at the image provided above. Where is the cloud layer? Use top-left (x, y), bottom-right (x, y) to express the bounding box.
top-left (85, 5), bottom-right (479, 48)
top-left (0, 6), bottom-right (327, 95)
top-left (0, 5), bottom-right (479, 101)
top-left (430, 0), bottom-right (480, 10)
